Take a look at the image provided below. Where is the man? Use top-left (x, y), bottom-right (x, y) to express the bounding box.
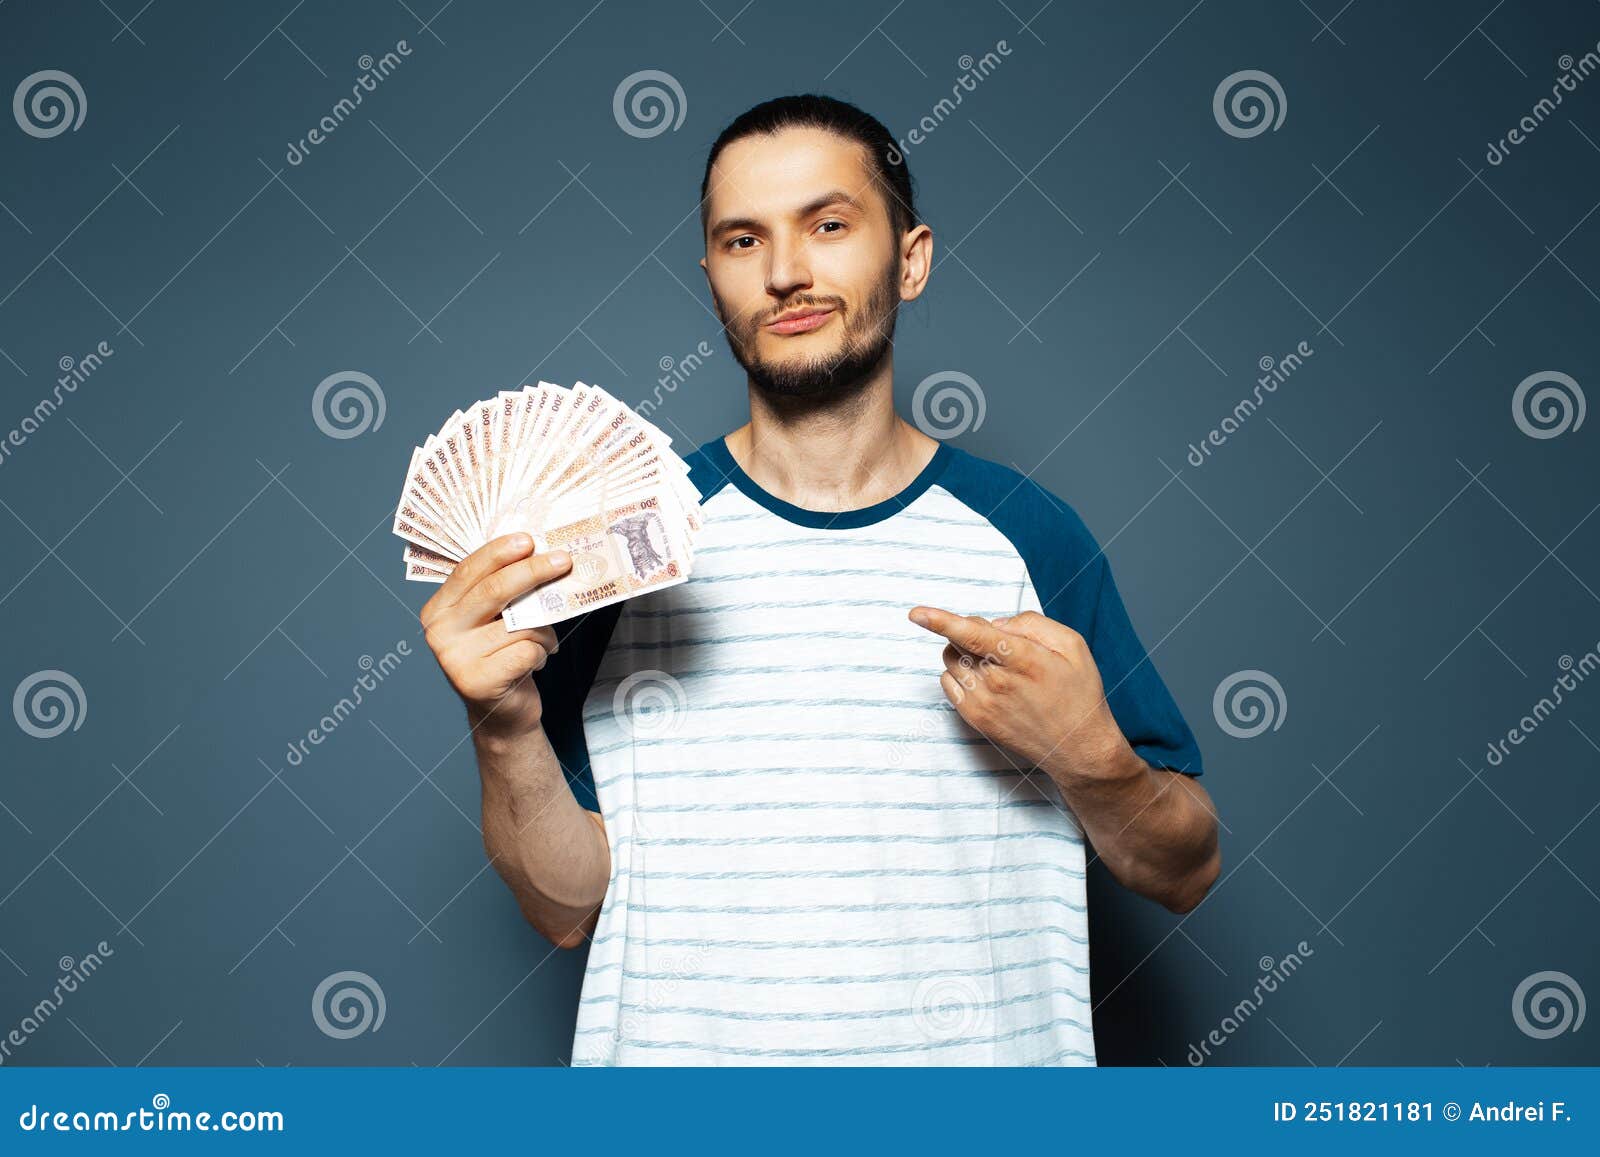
top-left (419, 94), bottom-right (1221, 1065)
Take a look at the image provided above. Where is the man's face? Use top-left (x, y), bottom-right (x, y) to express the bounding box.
top-left (701, 126), bottom-right (904, 403)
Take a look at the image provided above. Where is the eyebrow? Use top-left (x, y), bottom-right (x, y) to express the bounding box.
top-left (708, 189), bottom-right (869, 238)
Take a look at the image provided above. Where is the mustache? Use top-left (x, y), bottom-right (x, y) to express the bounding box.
top-left (723, 296), bottom-right (846, 332)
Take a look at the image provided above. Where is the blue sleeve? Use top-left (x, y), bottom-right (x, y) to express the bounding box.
top-left (938, 449), bottom-right (1205, 777)
top-left (1077, 547), bottom-right (1205, 777)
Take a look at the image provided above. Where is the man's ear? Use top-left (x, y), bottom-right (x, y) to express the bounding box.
top-left (899, 223), bottom-right (933, 303)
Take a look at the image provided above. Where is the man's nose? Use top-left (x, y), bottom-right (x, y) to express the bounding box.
top-left (764, 235), bottom-right (813, 299)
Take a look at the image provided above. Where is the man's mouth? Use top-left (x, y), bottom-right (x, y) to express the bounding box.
top-left (764, 307), bottom-right (836, 335)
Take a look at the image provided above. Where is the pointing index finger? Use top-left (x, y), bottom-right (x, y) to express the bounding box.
top-left (909, 606), bottom-right (1013, 662)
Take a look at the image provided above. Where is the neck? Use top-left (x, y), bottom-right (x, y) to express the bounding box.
top-left (724, 355), bottom-right (940, 513)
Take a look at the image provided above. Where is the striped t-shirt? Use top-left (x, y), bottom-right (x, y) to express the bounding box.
top-left (535, 435), bottom-right (1203, 1066)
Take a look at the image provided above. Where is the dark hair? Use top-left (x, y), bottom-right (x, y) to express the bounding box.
top-left (699, 94), bottom-right (918, 242)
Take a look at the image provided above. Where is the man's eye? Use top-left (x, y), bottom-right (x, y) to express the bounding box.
top-left (818, 220), bottom-right (845, 234)
top-left (728, 236), bottom-right (756, 250)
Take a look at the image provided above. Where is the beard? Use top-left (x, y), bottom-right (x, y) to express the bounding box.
top-left (712, 258), bottom-right (900, 406)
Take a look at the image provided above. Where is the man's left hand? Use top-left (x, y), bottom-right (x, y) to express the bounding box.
top-left (908, 606), bottom-right (1137, 785)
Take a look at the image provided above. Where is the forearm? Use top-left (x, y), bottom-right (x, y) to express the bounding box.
top-left (471, 711), bottom-right (611, 948)
top-left (1046, 742), bottom-right (1220, 914)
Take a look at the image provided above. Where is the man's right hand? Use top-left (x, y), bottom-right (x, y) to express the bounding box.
top-left (418, 533), bottom-right (574, 736)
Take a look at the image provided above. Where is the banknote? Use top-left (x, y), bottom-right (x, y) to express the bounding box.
top-left (393, 382), bottom-right (702, 627)
top-left (501, 490), bottom-right (689, 630)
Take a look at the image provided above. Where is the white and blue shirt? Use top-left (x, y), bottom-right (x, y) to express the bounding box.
top-left (535, 436), bottom-right (1203, 1066)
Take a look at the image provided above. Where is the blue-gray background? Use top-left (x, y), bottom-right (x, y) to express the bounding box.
top-left (1, 0), bottom-right (1596, 1067)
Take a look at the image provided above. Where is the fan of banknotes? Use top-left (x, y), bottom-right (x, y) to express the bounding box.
top-left (393, 381), bottom-right (702, 630)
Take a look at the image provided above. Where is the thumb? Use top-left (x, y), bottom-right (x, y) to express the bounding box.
top-left (993, 611), bottom-right (1083, 657)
